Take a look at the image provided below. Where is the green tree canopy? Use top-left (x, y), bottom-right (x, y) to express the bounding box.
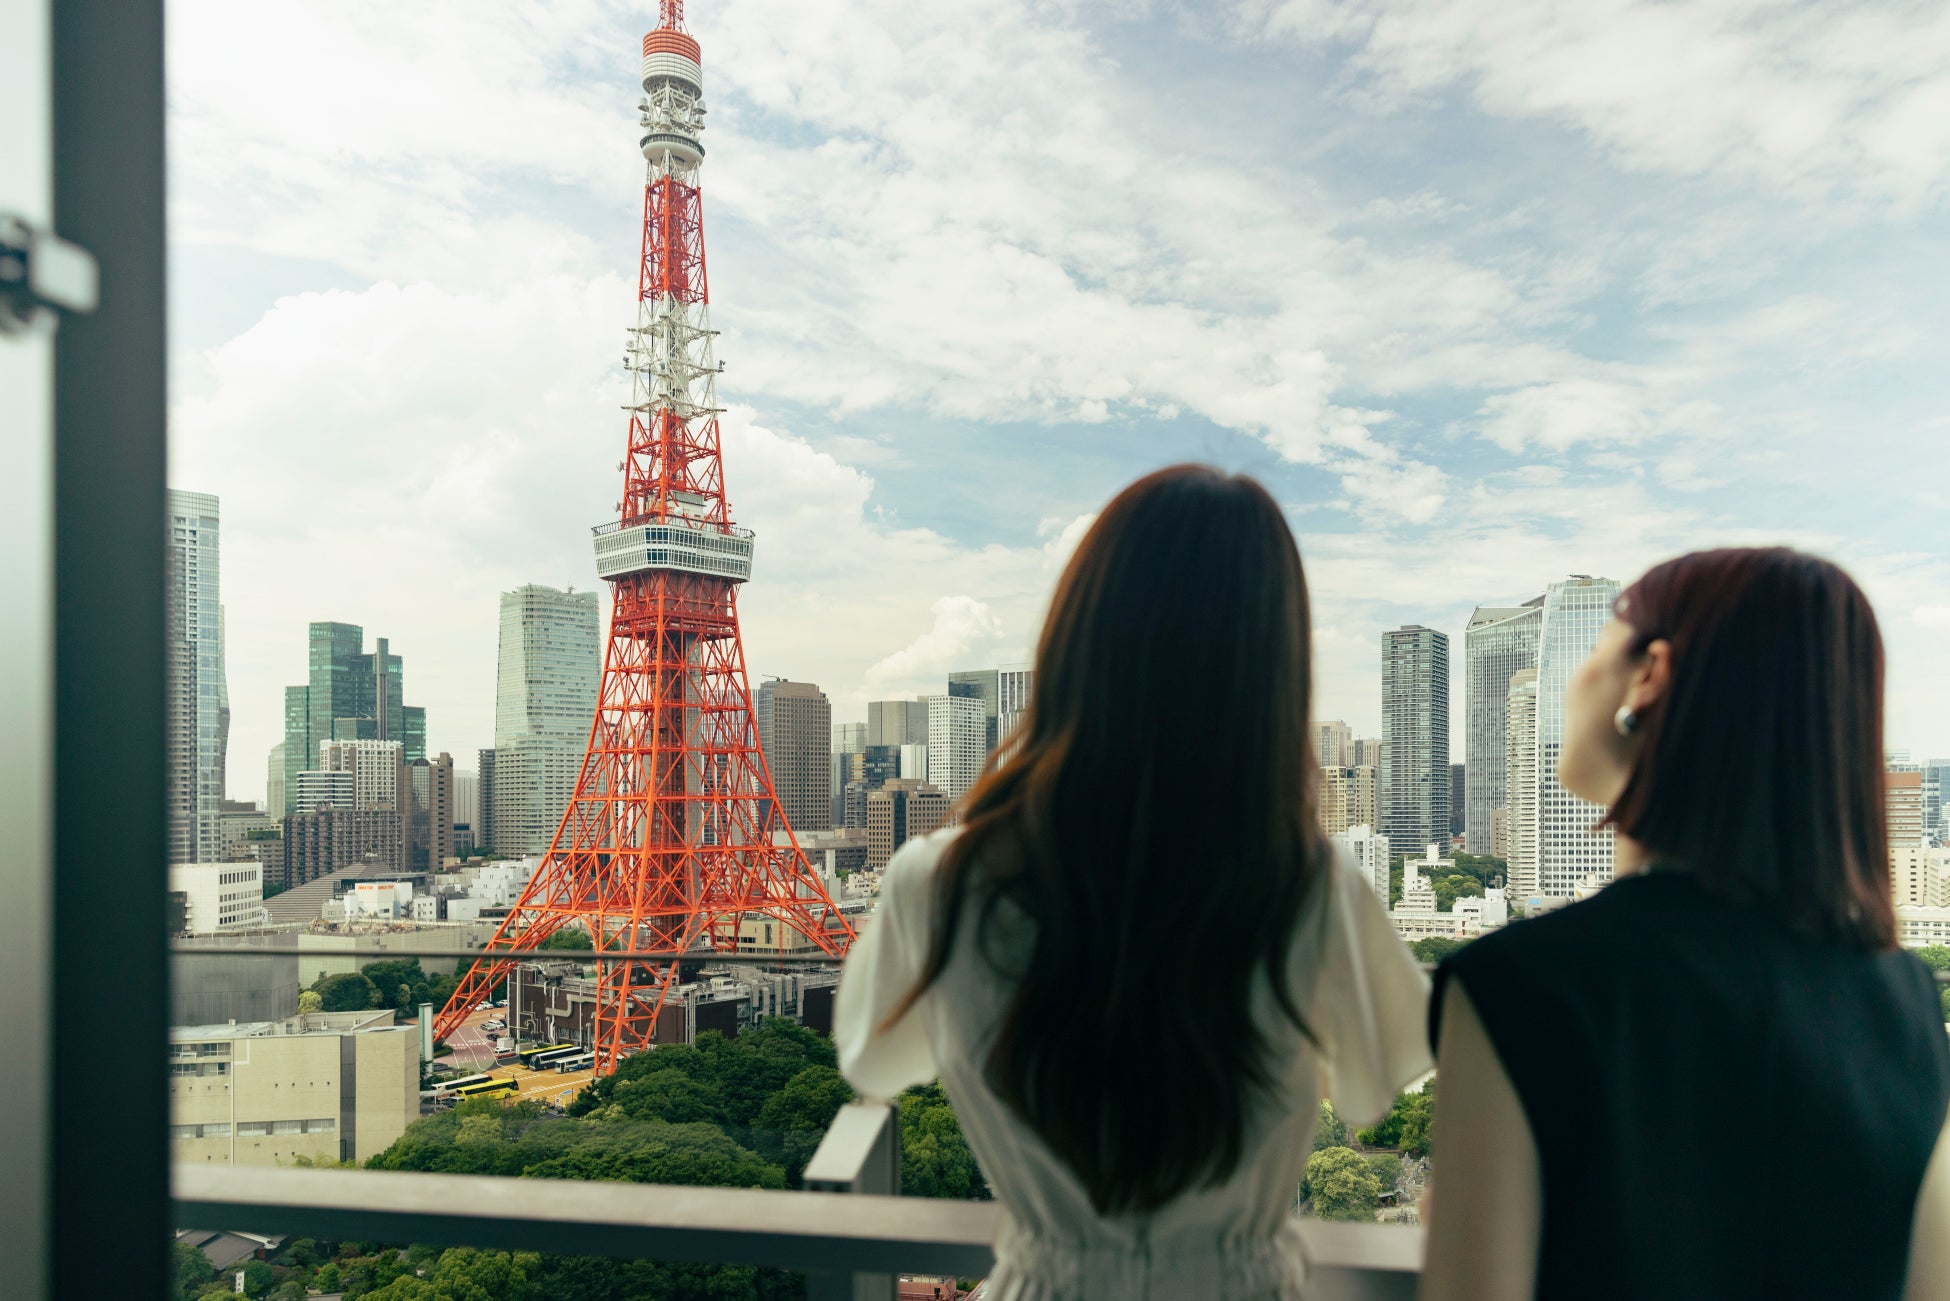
top-left (1311, 1099), bottom-right (1348, 1152)
top-left (540, 928), bottom-right (594, 951)
top-left (754, 1064), bottom-right (854, 1184)
top-left (899, 1080), bottom-right (990, 1200)
top-left (171, 1240), bottom-right (214, 1301)
top-left (1409, 936), bottom-right (1468, 964)
top-left (1915, 945), bottom-right (1950, 973)
top-left (1432, 873), bottom-right (1485, 913)
top-left (1306, 1146), bottom-right (1384, 1221)
top-left (1358, 1077), bottom-right (1435, 1158)
top-left (312, 971), bottom-right (379, 1012)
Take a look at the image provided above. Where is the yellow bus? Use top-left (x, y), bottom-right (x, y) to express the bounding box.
top-left (452, 1076), bottom-right (520, 1100)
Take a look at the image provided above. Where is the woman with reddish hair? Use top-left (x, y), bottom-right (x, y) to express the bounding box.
top-left (1421, 548), bottom-right (1950, 1301)
top-left (835, 465), bottom-right (1431, 1298)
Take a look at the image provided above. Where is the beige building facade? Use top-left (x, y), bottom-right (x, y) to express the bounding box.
top-left (170, 1010), bottom-right (419, 1167)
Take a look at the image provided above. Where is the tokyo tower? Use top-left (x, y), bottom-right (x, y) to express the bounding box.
top-left (435, 0), bottom-right (853, 1075)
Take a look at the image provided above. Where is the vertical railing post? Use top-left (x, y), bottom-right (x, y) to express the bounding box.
top-left (802, 1099), bottom-right (902, 1301)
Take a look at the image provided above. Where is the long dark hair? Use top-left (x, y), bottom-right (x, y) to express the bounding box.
top-left (1605, 547), bottom-right (1894, 949)
top-left (885, 464), bottom-right (1329, 1214)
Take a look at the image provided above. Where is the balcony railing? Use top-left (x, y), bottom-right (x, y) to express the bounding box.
top-left (172, 1101), bottom-right (1423, 1301)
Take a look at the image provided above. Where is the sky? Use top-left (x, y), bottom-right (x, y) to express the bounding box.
top-left (165, 0), bottom-right (1950, 804)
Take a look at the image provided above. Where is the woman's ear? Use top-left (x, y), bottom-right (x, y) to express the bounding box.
top-left (1625, 638), bottom-right (1671, 715)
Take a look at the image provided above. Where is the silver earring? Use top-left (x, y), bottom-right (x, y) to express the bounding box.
top-left (1614, 706), bottom-right (1639, 737)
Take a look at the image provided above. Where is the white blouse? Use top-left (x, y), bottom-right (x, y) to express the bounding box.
top-left (835, 828), bottom-right (1432, 1300)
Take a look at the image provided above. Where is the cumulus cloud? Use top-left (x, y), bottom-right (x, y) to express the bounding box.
top-left (864, 597), bottom-right (1010, 695)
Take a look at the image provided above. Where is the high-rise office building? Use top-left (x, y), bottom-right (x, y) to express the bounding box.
top-left (997, 665), bottom-right (1034, 750)
top-left (476, 749), bottom-right (496, 852)
top-left (1925, 759), bottom-right (1950, 844)
top-left (1536, 576), bottom-right (1622, 897)
top-left (1381, 625), bottom-right (1450, 854)
top-left (1504, 668), bottom-right (1539, 903)
top-left (1462, 600), bottom-right (1543, 855)
top-left (867, 699), bottom-right (929, 748)
top-left (1450, 764), bottom-right (1466, 839)
top-left (166, 490), bottom-right (225, 864)
top-left (926, 693), bottom-right (987, 803)
top-left (1320, 765), bottom-right (1379, 838)
top-left (265, 742), bottom-right (286, 819)
top-left (865, 778), bottom-right (950, 869)
top-left (948, 669), bottom-right (1001, 751)
top-left (831, 722), bottom-right (866, 826)
top-left (1311, 720), bottom-right (1353, 769)
top-left (408, 752), bottom-right (455, 870)
top-left (489, 585), bottom-right (600, 855)
top-left (755, 679), bottom-right (833, 833)
top-left (840, 745), bottom-right (901, 830)
top-left (282, 623), bottom-right (428, 810)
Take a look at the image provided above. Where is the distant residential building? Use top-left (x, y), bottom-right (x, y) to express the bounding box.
top-left (1320, 766), bottom-right (1379, 839)
top-left (867, 699), bottom-right (929, 748)
top-left (408, 752), bottom-right (456, 870)
top-left (281, 623), bottom-right (427, 810)
top-left (1892, 846), bottom-right (1950, 908)
top-left (1388, 843), bottom-right (1507, 943)
top-left (490, 585), bottom-right (600, 855)
top-left (866, 778), bottom-right (950, 869)
top-left (166, 490), bottom-right (225, 864)
top-left (926, 693), bottom-right (987, 803)
top-left (1889, 768), bottom-right (1925, 852)
top-left (1311, 720), bottom-right (1353, 769)
top-left (1381, 626), bottom-right (1450, 853)
top-left (217, 803), bottom-right (279, 862)
top-left (265, 742), bottom-right (285, 818)
top-left (168, 862), bottom-right (269, 933)
top-left (169, 1010), bottom-right (418, 1166)
top-left (1923, 758), bottom-right (1950, 844)
top-left (1332, 824), bottom-right (1390, 904)
top-left (1463, 600), bottom-right (1543, 855)
top-left (1504, 668), bottom-right (1540, 903)
top-left (1536, 576), bottom-right (1622, 897)
top-left (948, 669), bottom-right (1001, 751)
top-left (755, 679), bottom-right (833, 833)
top-left (997, 665), bottom-right (1034, 750)
top-left (281, 738), bottom-right (408, 884)
top-left (1450, 764), bottom-right (1466, 840)
top-left (1350, 737), bottom-right (1385, 768)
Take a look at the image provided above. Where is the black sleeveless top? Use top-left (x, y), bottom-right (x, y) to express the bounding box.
top-left (1432, 870), bottom-right (1950, 1301)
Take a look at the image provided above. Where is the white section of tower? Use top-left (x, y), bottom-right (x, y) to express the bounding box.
top-left (594, 31), bottom-right (748, 584)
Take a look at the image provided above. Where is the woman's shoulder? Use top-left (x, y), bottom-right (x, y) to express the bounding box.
top-left (876, 826), bottom-right (965, 914)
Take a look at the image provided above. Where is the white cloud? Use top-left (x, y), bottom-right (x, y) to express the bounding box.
top-left (1244, 0), bottom-right (1950, 210)
top-left (864, 596), bottom-right (1010, 695)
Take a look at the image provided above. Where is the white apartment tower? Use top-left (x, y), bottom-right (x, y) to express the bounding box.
top-left (1333, 824), bottom-right (1391, 905)
top-left (1504, 667), bottom-right (1540, 905)
top-left (1463, 600), bottom-right (1542, 855)
top-left (926, 693), bottom-right (988, 804)
top-left (1536, 576), bottom-right (1622, 897)
top-left (490, 584), bottom-right (601, 854)
top-left (166, 490), bottom-right (225, 864)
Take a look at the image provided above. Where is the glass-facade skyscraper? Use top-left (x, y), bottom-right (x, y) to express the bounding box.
top-left (1463, 599), bottom-right (1543, 855)
top-left (282, 623), bottom-right (427, 807)
top-left (489, 584), bottom-right (600, 854)
top-left (1381, 624), bottom-right (1451, 854)
top-left (1535, 575), bottom-right (1622, 897)
top-left (166, 490), bottom-right (225, 864)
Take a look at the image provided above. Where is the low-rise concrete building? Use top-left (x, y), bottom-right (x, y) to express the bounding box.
top-left (169, 1010), bottom-right (419, 1167)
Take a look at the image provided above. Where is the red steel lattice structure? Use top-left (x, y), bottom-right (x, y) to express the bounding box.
top-left (435, 2), bottom-right (853, 1074)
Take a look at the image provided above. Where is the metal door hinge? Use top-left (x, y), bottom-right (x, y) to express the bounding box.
top-left (0, 214), bottom-right (99, 334)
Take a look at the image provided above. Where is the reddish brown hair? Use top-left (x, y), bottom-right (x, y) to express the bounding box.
top-left (886, 464), bottom-right (1328, 1214)
top-left (1606, 547), bottom-right (1893, 949)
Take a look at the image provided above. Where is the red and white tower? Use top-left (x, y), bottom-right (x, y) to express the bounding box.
top-left (436, 0), bottom-right (853, 1075)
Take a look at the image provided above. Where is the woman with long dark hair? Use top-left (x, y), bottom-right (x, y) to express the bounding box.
top-left (1420, 548), bottom-right (1950, 1301)
top-left (835, 464), bottom-right (1431, 1298)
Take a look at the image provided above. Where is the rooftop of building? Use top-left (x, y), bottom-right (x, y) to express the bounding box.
top-left (171, 1009), bottom-right (400, 1042)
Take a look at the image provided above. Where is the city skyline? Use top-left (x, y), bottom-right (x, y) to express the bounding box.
top-left (166, 4), bottom-right (1950, 802)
